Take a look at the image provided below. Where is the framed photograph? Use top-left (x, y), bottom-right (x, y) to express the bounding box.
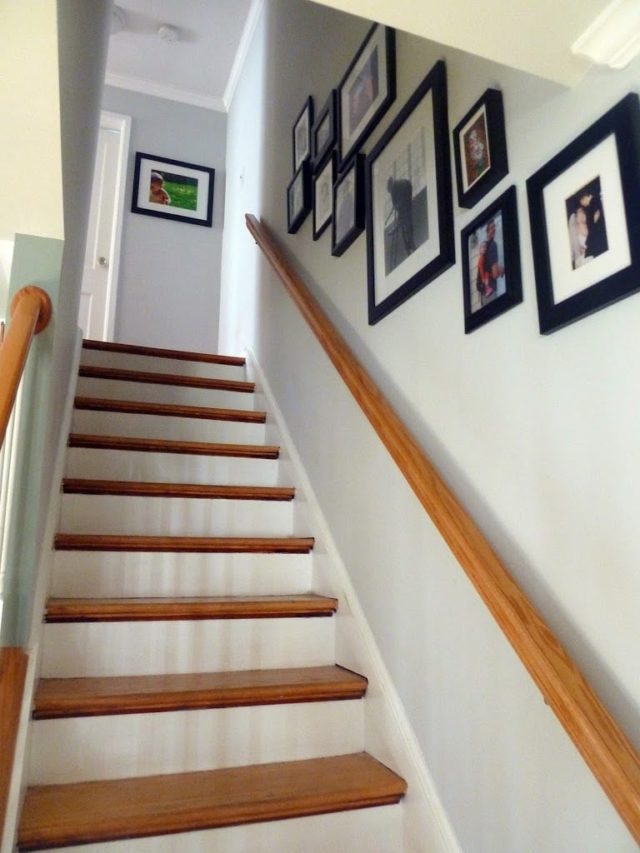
top-left (453, 89), bottom-right (508, 209)
top-left (313, 152), bottom-right (336, 240)
top-left (366, 60), bottom-right (454, 325)
top-left (293, 97), bottom-right (314, 173)
top-left (461, 186), bottom-right (522, 333)
top-left (526, 93), bottom-right (640, 334)
top-left (332, 153), bottom-right (365, 257)
top-left (313, 91), bottom-right (337, 170)
top-left (131, 152), bottom-right (215, 227)
top-left (338, 24), bottom-right (396, 168)
top-left (287, 161), bottom-right (312, 234)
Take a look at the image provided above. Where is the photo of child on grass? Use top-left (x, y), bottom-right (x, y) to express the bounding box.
top-left (148, 170), bottom-right (199, 212)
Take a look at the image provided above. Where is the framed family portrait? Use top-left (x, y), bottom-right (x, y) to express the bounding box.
top-left (365, 60), bottom-right (454, 325)
top-left (461, 186), bottom-right (522, 333)
top-left (131, 152), bottom-right (215, 227)
top-left (313, 152), bottom-right (336, 240)
top-left (527, 93), bottom-right (640, 334)
top-left (332, 153), bottom-right (365, 257)
top-left (292, 97), bottom-right (314, 173)
top-left (313, 90), bottom-right (337, 169)
top-left (287, 161), bottom-right (312, 234)
top-left (453, 89), bottom-right (508, 209)
top-left (338, 24), bottom-right (396, 168)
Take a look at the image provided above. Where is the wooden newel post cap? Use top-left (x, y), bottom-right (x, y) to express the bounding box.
top-left (10, 285), bottom-right (53, 334)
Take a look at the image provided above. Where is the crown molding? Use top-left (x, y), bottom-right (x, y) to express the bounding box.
top-left (104, 73), bottom-right (226, 112)
top-left (223, 0), bottom-right (265, 110)
top-left (571, 0), bottom-right (640, 69)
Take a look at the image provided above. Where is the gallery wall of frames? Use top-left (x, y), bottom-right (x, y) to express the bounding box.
top-left (286, 23), bottom-right (640, 336)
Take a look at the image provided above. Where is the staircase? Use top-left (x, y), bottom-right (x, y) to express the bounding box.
top-left (17, 340), bottom-right (407, 851)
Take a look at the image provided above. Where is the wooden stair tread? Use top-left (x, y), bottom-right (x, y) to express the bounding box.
top-left (33, 666), bottom-right (367, 718)
top-left (53, 534), bottom-right (313, 553)
top-left (79, 365), bottom-right (254, 393)
top-left (62, 480), bottom-right (295, 501)
top-left (45, 594), bottom-right (336, 621)
top-left (74, 396), bottom-right (266, 423)
top-left (68, 434), bottom-right (280, 458)
top-left (18, 752), bottom-right (406, 850)
top-left (82, 339), bottom-right (245, 366)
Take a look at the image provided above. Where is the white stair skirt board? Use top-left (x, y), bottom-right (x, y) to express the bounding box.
top-left (75, 377), bottom-right (256, 410)
top-left (58, 494), bottom-right (294, 538)
top-left (71, 409), bottom-right (266, 445)
top-left (40, 618), bottom-right (336, 677)
top-left (49, 803), bottom-right (403, 853)
top-left (29, 700), bottom-right (364, 784)
top-left (80, 348), bottom-right (248, 381)
top-left (64, 449), bottom-right (281, 487)
top-left (50, 551), bottom-right (313, 598)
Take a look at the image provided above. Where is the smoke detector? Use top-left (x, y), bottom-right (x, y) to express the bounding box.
top-left (157, 24), bottom-right (180, 43)
top-left (111, 5), bottom-right (127, 35)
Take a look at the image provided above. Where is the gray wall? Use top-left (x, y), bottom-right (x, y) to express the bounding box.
top-left (220, 1), bottom-right (640, 850)
top-left (102, 86), bottom-right (227, 354)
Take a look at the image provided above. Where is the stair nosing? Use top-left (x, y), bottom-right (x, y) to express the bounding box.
top-left (53, 534), bottom-right (314, 553)
top-left (78, 365), bottom-right (254, 393)
top-left (74, 396), bottom-right (266, 423)
top-left (61, 480), bottom-right (295, 501)
top-left (82, 339), bottom-right (246, 366)
top-left (67, 434), bottom-right (280, 459)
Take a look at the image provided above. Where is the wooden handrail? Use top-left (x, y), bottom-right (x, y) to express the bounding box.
top-left (0, 647), bottom-right (28, 834)
top-left (246, 213), bottom-right (640, 842)
top-left (0, 285), bottom-right (52, 449)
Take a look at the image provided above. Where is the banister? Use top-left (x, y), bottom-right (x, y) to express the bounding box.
top-left (246, 212), bottom-right (640, 843)
top-left (0, 285), bottom-right (52, 449)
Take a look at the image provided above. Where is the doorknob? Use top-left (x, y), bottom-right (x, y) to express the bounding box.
top-left (98, 256), bottom-right (109, 268)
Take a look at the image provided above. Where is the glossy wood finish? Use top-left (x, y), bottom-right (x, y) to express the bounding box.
top-left (78, 365), bottom-right (254, 394)
top-left (0, 648), bottom-right (28, 834)
top-left (18, 752), bottom-right (405, 850)
top-left (68, 434), bottom-right (280, 458)
top-left (82, 339), bottom-right (245, 366)
top-left (74, 396), bottom-right (266, 423)
top-left (53, 534), bottom-right (314, 553)
top-left (33, 665), bottom-right (367, 718)
top-left (62, 480), bottom-right (295, 501)
top-left (246, 213), bottom-right (640, 842)
top-left (45, 595), bottom-right (336, 623)
top-left (0, 286), bottom-right (52, 448)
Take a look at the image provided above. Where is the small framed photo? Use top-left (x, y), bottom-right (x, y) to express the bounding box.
top-left (338, 24), bottom-right (396, 168)
top-left (131, 152), bottom-right (215, 227)
top-left (287, 161), bottom-right (312, 234)
top-left (332, 153), bottom-right (365, 257)
top-left (313, 152), bottom-right (336, 240)
top-left (461, 186), bottom-right (522, 333)
top-left (366, 60), bottom-right (454, 324)
top-left (292, 97), bottom-right (314, 173)
top-left (453, 89), bottom-right (508, 209)
top-left (527, 93), bottom-right (640, 334)
top-left (313, 91), bottom-right (337, 170)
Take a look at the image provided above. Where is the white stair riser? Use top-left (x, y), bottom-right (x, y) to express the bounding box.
top-left (71, 409), bottom-right (266, 445)
top-left (41, 619), bottom-right (335, 677)
top-left (50, 804), bottom-right (403, 852)
top-left (58, 494), bottom-right (294, 537)
top-left (50, 552), bottom-right (313, 598)
top-left (29, 701), bottom-right (364, 784)
top-left (76, 377), bottom-right (256, 410)
top-left (64, 449), bottom-right (281, 486)
top-left (81, 349), bottom-right (247, 381)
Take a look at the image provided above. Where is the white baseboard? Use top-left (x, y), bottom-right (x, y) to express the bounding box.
top-left (1, 329), bottom-right (83, 853)
top-left (245, 349), bottom-right (462, 853)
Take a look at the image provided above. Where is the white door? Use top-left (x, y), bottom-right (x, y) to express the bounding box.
top-left (79, 111), bottom-right (130, 341)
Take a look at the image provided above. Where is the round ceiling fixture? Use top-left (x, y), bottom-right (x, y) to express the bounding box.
top-left (157, 24), bottom-right (180, 43)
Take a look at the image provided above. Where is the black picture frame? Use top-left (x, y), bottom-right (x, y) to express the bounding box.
top-left (313, 91), bottom-right (337, 170)
top-left (461, 186), bottom-right (522, 333)
top-left (131, 152), bottom-right (215, 227)
top-left (453, 89), bottom-right (508, 209)
top-left (332, 153), bottom-right (365, 257)
top-left (365, 60), bottom-right (454, 325)
top-left (292, 97), bottom-right (314, 173)
top-left (337, 24), bottom-right (396, 169)
top-left (287, 161), bottom-right (312, 234)
top-left (313, 152), bottom-right (336, 240)
top-left (526, 93), bottom-right (640, 334)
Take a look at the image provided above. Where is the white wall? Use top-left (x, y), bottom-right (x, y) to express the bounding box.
top-left (220, 1), bottom-right (640, 850)
top-left (101, 87), bottom-right (227, 354)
